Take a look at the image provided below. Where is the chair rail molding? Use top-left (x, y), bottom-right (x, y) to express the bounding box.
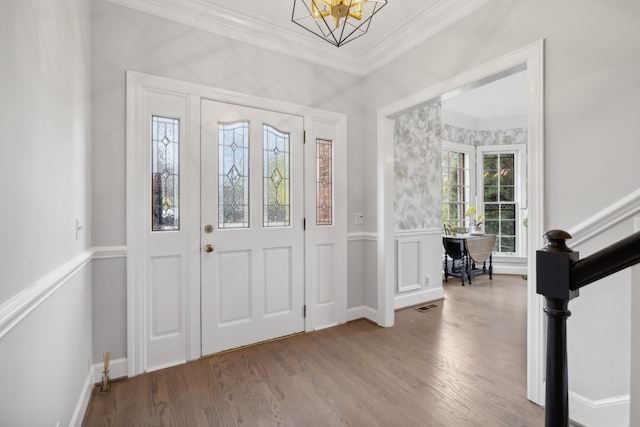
top-left (0, 250), bottom-right (93, 340)
top-left (394, 227), bottom-right (441, 237)
top-left (347, 232), bottom-right (378, 241)
top-left (569, 187), bottom-right (640, 247)
top-left (0, 245), bottom-right (127, 340)
top-left (93, 245), bottom-right (127, 259)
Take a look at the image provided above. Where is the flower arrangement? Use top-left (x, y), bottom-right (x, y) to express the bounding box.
top-left (466, 206), bottom-right (484, 226)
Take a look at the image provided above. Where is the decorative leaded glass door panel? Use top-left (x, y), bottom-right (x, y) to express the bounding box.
top-left (200, 100), bottom-right (305, 355)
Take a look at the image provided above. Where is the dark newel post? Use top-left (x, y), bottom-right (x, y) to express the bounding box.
top-left (536, 230), bottom-right (579, 427)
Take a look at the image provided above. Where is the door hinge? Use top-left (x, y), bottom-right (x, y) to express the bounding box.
top-left (303, 130), bottom-right (306, 144)
top-left (303, 305), bottom-right (307, 318)
top-left (303, 218), bottom-right (306, 230)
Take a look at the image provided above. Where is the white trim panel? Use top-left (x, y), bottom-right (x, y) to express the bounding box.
top-left (397, 238), bottom-right (424, 293)
top-left (0, 250), bottom-right (93, 340)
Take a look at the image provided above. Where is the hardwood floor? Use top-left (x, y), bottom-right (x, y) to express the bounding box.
top-left (84, 275), bottom-right (546, 426)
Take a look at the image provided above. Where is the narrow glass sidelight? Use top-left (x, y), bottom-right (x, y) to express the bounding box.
top-left (219, 121), bottom-right (250, 229)
top-left (151, 115), bottom-right (180, 231)
top-left (263, 125), bottom-right (290, 227)
top-left (316, 138), bottom-right (333, 226)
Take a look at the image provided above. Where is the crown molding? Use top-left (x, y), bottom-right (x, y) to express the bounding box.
top-left (104, 0), bottom-right (490, 76)
top-left (361, 0), bottom-right (491, 72)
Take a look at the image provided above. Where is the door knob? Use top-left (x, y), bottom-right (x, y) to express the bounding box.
top-left (204, 244), bottom-right (214, 253)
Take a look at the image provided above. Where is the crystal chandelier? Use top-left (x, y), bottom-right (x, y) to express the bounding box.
top-left (292, 0), bottom-right (388, 47)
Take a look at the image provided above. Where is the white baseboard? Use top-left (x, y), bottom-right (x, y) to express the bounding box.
top-left (569, 391), bottom-right (629, 427)
top-left (493, 266), bottom-right (528, 275)
top-left (347, 305), bottom-right (378, 323)
top-left (92, 357), bottom-right (128, 384)
top-left (394, 287), bottom-right (444, 310)
top-left (71, 370), bottom-right (94, 427)
top-left (315, 322), bottom-right (339, 331)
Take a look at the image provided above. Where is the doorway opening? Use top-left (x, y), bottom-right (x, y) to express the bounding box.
top-left (376, 40), bottom-right (545, 405)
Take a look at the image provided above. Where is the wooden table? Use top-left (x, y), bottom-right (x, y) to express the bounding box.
top-left (443, 234), bottom-right (496, 285)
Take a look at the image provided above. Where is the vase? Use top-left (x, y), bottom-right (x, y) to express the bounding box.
top-left (470, 225), bottom-right (483, 235)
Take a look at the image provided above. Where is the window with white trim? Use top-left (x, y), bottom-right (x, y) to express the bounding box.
top-left (477, 144), bottom-right (526, 256)
top-left (441, 142), bottom-right (475, 232)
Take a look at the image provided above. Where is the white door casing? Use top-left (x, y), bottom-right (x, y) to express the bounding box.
top-left (127, 72), bottom-right (348, 375)
top-left (376, 40), bottom-right (544, 404)
top-left (200, 100), bottom-right (305, 355)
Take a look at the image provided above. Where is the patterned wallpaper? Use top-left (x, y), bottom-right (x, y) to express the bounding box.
top-left (394, 102), bottom-right (442, 230)
top-left (394, 112), bottom-right (528, 231)
top-left (442, 124), bottom-right (528, 146)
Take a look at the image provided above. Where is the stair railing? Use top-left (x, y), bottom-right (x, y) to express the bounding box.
top-left (536, 229), bottom-right (640, 427)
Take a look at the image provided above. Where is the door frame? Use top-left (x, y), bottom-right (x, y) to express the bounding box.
top-left (126, 71), bottom-right (347, 376)
top-left (376, 40), bottom-right (545, 404)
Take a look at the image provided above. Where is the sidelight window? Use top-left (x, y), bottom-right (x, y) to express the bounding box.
top-left (152, 115), bottom-right (180, 231)
top-left (316, 138), bottom-right (333, 226)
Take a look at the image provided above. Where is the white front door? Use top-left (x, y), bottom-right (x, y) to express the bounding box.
top-left (200, 100), bottom-right (305, 355)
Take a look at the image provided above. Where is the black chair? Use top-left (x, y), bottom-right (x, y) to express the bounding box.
top-left (443, 237), bottom-right (468, 285)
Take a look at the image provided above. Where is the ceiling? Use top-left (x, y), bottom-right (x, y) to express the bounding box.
top-left (442, 69), bottom-right (529, 125)
top-left (105, 0), bottom-right (525, 123)
top-left (105, 0), bottom-right (491, 76)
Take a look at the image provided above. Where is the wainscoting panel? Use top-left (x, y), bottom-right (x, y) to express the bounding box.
top-left (394, 229), bottom-right (444, 310)
top-left (397, 238), bottom-right (423, 293)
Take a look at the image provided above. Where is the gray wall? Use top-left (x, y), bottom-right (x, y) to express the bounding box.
top-left (0, 0), bottom-right (93, 425)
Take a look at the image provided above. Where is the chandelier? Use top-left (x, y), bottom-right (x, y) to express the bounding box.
top-left (292, 0), bottom-right (388, 47)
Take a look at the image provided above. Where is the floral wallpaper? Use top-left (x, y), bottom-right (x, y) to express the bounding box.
top-left (442, 124), bottom-right (528, 146)
top-left (394, 111), bottom-right (528, 231)
top-left (394, 102), bottom-right (442, 230)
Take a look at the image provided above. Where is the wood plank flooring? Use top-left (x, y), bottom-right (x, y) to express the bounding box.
top-left (83, 275), bottom-right (546, 426)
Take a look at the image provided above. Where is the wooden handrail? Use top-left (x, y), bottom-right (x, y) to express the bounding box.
top-left (571, 229), bottom-right (640, 290)
top-left (536, 229), bottom-right (640, 427)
